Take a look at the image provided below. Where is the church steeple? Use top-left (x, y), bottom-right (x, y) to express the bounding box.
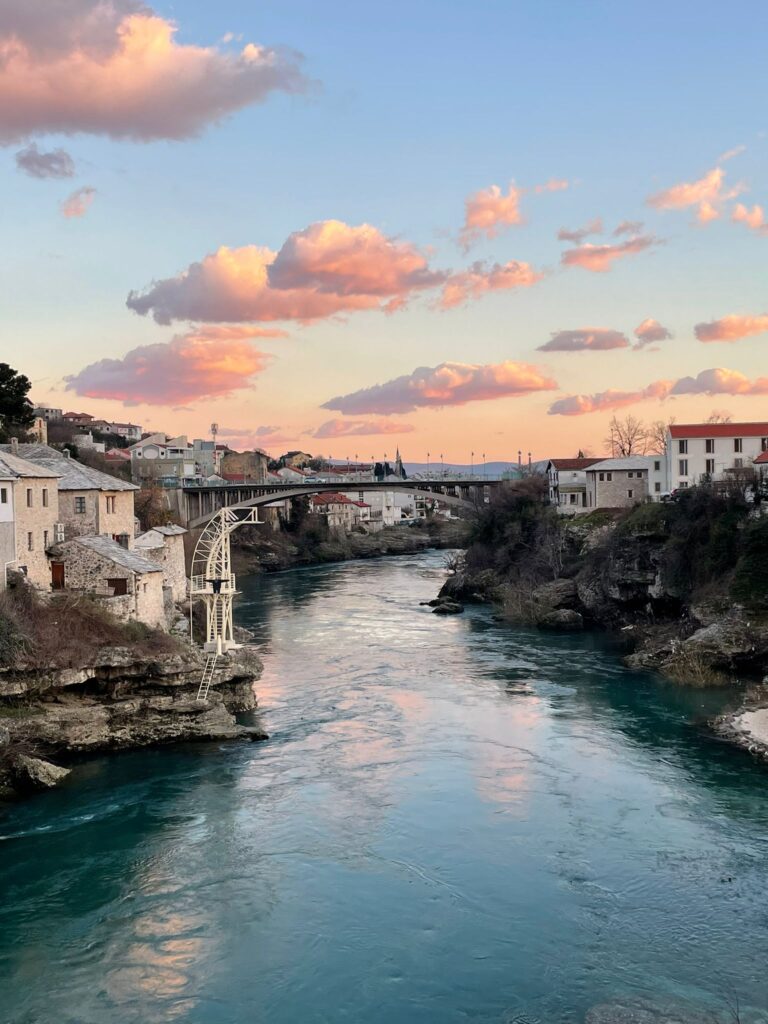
top-left (394, 447), bottom-right (406, 479)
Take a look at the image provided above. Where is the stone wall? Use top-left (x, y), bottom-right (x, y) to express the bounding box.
top-left (55, 540), bottom-right (165, 628)
top-left (587, 470), bottom-right (649, 509)
top-left (221, 450), bottom-right (268, 482)
top-left (134, 532), bottom-right (187, 602)
top-left (60, 488), bottom-right (135, 545)
top-left (14, 477), bottom-right (59, 589)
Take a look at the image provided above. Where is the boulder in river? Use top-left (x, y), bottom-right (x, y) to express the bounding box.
top-left (10, 754), bottom-right (71, 792)
top-left (432, 600), bottom-right (464, 615)
top-left (538, 608), bottom-right (584, 631)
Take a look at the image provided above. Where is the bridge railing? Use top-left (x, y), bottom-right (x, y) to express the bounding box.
top-left (189, 573), bottom-right (238, 597)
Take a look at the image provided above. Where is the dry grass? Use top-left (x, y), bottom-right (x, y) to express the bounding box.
top-left (664, 646), bottom-right (729, 687)
top-left (0, 585), bottom-right (180, 670)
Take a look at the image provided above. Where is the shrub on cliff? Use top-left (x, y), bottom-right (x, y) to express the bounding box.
top-left (731, 518), bottom-right (768, 610)
top-left (0, 585), bottom-right (179, 670)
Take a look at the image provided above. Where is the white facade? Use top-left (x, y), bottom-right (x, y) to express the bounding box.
top-left (0, 473), bottom-right (15, 587)
top-left (667, 423), bottom-right (768, 489)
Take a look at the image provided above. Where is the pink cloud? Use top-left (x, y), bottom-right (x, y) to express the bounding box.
top-left (613, 220), bottom-right (644, 236)
top-left (732, 203), bottom-right (768, 235)
top-left (549, 367), bottom-right (768, 415)
top-left (65, 330), bottom-right (271, 405)
top-left (556, 217), bottom-right (603, 244)
top-left (671, 367), bottom-right (768, 397)
top-left (633, 318), bottom-right (672, 349)
top-left (694, 314), bottom-right (768, 343)
top-left (548, 380), bottom-right (673, 416)
top-left (322, 361), bottom-right (558, 415)
top-left (561, 234), bottom-right (658, 273)
top-left (312, 419), bottom-right (415, 439)
top-left (0, 3), bottom-right (309, 143)
top-left (219, 425), bottom-right (298, 449)
top-left (538, 328), bottom-right (629, 352)
top-left (646, 166), bottom-right (743, 223)
top-left (60, 185), bottom-right (96, 218)
top-left (534, 179), bottom-right (569, 193)
top-left (127, 220), bottom-right (444, 324)
top-left (15, 142), bottom-right (75, 178)
top-left (440, 260), bottom-right (542, 308)
top-left (184, 324), bottom-right (289, 341)
top-left (459, 183), bottom-right (523, 247)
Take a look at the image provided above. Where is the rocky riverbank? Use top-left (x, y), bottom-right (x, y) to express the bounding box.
top-left (0, 644), bottom-right (265, 801)
top-left (231, 518), bottom-right (469, 574)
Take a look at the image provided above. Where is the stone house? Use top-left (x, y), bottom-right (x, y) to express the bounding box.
top-left (0, 447), bottom-right (60, 589)
top-left (50, 535), bottom-right (165, 627)
top-left (545, 458), bottom-right (603, 513)
top-left (220, 448), bottom-right (268, 483)
top-left (134, 524), bottom-right (188, 601)
top-left (585, 458), bottom-right (651, 510)
top-left (0, 443), bottom-right (138, 547)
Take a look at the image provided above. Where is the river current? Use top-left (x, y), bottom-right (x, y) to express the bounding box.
top-left (1, 550), bottom-right (767, 1023)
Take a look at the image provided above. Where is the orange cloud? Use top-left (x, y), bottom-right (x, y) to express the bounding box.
top-left (65, 330), bottom-right (270, 405)
top-left (0, 4), bottom-right (308, 142)
top-left (312, 419), bottom-right (415, 439)
top-left (184, 324), bottom-right (289, 341)
top-left (60, 185), bottom-right (96, 218)
top-left (732, 203), bottom-right (768, 235)
top-left (538, 328), bottom-right (629, 352)
top-left (694, 314), bottom-right (768, 342)
top-left (459, 183), bottom-right (523, 247)
top-left (646, 166), bottom-right (743, 223)
top-left (561, 234), bottom-right (657, 272)
top-left (127, 220), bottom-right (444, 324)
top-left (440, 260), bottom-right (542, 308)
top-left (322, 361), bottom-right (557, 415)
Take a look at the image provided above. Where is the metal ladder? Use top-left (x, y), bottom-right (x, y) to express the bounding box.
top-left (196, 652), bottom-right (218, 702)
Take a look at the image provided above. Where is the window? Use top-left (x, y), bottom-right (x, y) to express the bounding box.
top-left (627, 471), bottom-right (633, 478)
top-left (705, 459), bottom-right (715, 474)
top-left (599, 472), bottom-right (604, 481)
top-left (0, 487), bottom-right (6, 504)
top-left (107, 578), bottom-right (128, 596)
top-left (654, 482), bottom-right (661, 493)
top-left (705, 439), bottom-right (715, 453)
top-left (627, 489), bottom-right (634, 499)
top-left (734, 438), bottom-right (743, 453)
top-left (42, 488), bottom-right (48, 507)
top-left (734, 458), bottom-right (743, 469)
top-left (105, 496), bottom-right (116, 514)
top-left (679, 459), bottom-right (688, 476)
top-left (26, 488), bottom-right (33, 507)
top-left (679, 481), bottom-right (688, 488)
top-left (762, 438), bottom-right (768, 452)
top-left (74, 496), bottom-right (86, 514)
top-left (43, 530), bottom-right (49, 548)
top-left (654, 461), bottom-right (661, 472)
top-left (678, 440), bottom-right (688, 454)
top-left (569, 493), bottom-right (577, 504)
top-left (27, 532), bottom-right (33, 551)
top-left (606, 473), bottom-right (613, 482)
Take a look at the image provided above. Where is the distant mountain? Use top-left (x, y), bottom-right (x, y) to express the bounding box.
top-left (403, 460), bottom-right (547, 477)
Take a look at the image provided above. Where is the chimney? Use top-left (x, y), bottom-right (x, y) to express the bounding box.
top-left (10, 436), bottom-right (18, 453)
top-left (63, 449), bottom-right (71, 459)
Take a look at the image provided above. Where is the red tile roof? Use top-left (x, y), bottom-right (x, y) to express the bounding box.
top-left (754, 451), bottom-right (768, 464)
top-left (669, 422), bottom-right (768, 439)
top-left (311, 492), bottom-right (353, 505)
top-left (549, 458), bottom-right (604, 470)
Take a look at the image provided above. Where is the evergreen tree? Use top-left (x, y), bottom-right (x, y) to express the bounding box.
top-left (0, 363), bottom-right (35, 441)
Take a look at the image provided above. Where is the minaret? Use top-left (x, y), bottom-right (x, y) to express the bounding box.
top-left (394, 447), bottom-right (406, 479)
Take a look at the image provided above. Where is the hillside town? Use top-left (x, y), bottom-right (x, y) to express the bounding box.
top-left (0, 373), bottom-right (765, 636)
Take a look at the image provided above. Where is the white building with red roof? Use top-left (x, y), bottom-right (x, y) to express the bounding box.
top-left (545, 457), bottom-right (604, 512)
top-left (667, 422), bottom-right (768, 490)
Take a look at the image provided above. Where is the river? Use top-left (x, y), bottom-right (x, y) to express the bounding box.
top-left (1, 550), bottom-right (767, 1023)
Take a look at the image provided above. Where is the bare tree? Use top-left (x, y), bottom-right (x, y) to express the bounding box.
top-left (604, 414), bottom-right (649, 457)
top-left (707, 410), bottom-right (733, 423)
top-left (648, 417), bottom-right (674, 455)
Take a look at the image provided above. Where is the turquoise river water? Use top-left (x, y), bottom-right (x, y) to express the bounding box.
top-left (1, 550), bottom-right (767, 1023)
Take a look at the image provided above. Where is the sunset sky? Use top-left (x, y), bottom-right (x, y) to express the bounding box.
top-left (4, 1), bottom-right (768, 461)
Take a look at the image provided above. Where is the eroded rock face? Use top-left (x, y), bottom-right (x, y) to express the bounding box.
top-left (10, 754), bottom-right (71, 793)
top-left (0, 646), bottom-right (266, 800)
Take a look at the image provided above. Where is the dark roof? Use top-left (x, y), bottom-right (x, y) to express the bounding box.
top-left (65, 535), bottom-right (161, 573)
top-left (548, 458), bottom-right (604, 470)
top-left (0, 444), bottom-right (137, 492)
